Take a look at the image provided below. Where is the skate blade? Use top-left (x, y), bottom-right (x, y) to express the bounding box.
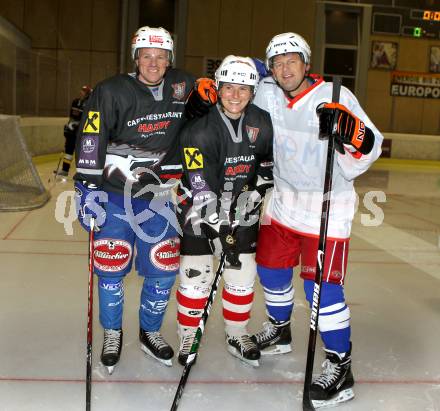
top-left (312, 388), bottom-right (354, 409)
top-left (227, 346), bottom-right (260, 367)
top-left (260, 343), bottom-right (292, 356)
top-left (140, 343), bottom-right (173, 367)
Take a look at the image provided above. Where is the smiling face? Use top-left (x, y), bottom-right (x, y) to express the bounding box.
top-left (218, 83), bottom-right (253, 119)
top-left (271, 52), bottom-right (310, 97)
top-left (135, 47), bottom-right (170, 86)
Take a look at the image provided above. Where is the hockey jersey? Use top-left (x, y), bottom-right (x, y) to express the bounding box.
top-left (253, 75), bottom-right (383, 239)
top-left (178, 103), bottom-right (273, 237)
top-left (74, 69), bottom-right (195, 198)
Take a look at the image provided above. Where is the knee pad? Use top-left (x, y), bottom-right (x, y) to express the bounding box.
top-left (141, 275), bottom-right (175, 314)
top-left (223, 253), bottom-right (256, 287)
top-left (179, 254), bottom-right (214, 292)
top-left (257, 265), bottom-right (294, 323)
top-left (257, 265), bottom-right (293, 289)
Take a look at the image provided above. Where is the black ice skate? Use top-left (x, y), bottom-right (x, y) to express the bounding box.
top-left (310, 345), bottom-right (355, 408)
top-left (251, 318), bottom-right (292, 355)
top-left (139, 328), bottom-right (174, 367)
top-left (101, 328), bottom-right (123, 375)
top-left (177, 327), bottom-right (197, 366)
top-left (226, 334), bottom-right (260, 367)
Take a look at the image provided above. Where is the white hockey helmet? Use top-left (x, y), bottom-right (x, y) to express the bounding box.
top-left (131, 26), bottom-right (174, 63)
top-left (265, 32), bottom-right (311, 69)
top-left (215, 55), bottom-right (259, 94)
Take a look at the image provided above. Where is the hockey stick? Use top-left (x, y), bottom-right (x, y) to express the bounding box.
top-left (170, 252), bottom-right (227, 411)
top-left (302, 77), bottom-right (342, 411)
top-left (48, 152), bottom-right (64, 189)
top-left (86, 218), bottom-right (95, 411)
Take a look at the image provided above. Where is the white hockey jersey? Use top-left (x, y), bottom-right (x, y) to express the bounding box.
top-left (253, 75), bottom-right (383, 239)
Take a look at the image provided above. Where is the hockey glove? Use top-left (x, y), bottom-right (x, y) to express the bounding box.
top-left (202, 213), bottom-right (241, 270)
top-left (252, 58), bottom-right (270, 80)
top-left (317, 102), bottom-right (375, 155)
top-left (237, 161), bottom-right (274, 223)
top-left (185, 78), bottom-right (218, 119)
top-left (74, 181), bottom-right (107, 232)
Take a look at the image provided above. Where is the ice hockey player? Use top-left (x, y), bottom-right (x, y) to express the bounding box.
top-left (57, 85), bottom-right (92, 179)
top-left (73, 26), bottom-right (217, 373)
top-left (251, 32), bottom-right (383, 406)
top-left (176, 55), bottom-right (274, 367)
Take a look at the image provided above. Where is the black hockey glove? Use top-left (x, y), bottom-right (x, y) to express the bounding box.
top-left (185, 78), bottom-right (218, 119)
top-left (74, 181), bottom-right (107, 232)
top-left (317, 102), bottom-right (375, 155)
top-left (202, 213), bottom-right (241, 270)
top-left (236, 161), bottom-right (274, 223)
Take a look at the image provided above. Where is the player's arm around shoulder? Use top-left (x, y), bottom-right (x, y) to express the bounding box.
top-left (252, 76), bottom-right (277, 112)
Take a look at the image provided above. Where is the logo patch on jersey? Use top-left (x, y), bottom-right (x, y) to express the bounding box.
top-left (82, 137), bottom-right (96, 153)
top-left (93, 239), bottom-right (132, 272)
top-left (83, 111), bottom-right (100, 133)
top-left (246, 126), bottom-right (260, 143)
top-left (172, 82), bottom-right (186, 101)
top-left (184, 147), bottom-right (203, 169)
top-left (190, 172), bottom-right (206, 190)
top-left (150, 237), bottom-right (180, 271)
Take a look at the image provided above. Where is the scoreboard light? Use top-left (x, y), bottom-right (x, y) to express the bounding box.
top-left (422, 10), bottom-right (440, 22)
top-left (411, 9), bottom-right (440, 22)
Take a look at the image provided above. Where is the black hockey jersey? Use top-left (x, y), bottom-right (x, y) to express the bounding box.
top-left (74, 69), bottom-right (195, 198)
top-left (178, 103), bottom-right (273, 236)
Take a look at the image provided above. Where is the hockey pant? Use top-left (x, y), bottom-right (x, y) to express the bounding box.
top-left (94, 192), bottom-right (180, 331)
top-left (257, 265), bottom-right (351, 353)
top-left (177, 253), bottom-right (256, 337)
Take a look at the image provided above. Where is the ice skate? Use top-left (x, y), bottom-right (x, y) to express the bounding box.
top-left (310, 346), bottom-right (354, 408)
top-left (139, 328), bottom-right (174, 367)
top-left (177, 327), bottom-right (197, 366)
top-left (226, 333), bottom-right (260, 367)
top-left (251, 318), bottom-right (292, 355)
top-left (100, 328), bottom-right (123, 375)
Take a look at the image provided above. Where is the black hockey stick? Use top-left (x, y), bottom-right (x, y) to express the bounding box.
top-left (86, 218), bottom-right (95, 411)
top-left (302, 77), bottom-right (342, 411)
top-left (170, 252), bottom-right (227, 411)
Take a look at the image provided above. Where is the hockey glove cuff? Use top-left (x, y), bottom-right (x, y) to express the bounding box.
top-left (317, 102), bottom-right (375, 155)
top-left (74, 181), bottom-right (108, 232)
